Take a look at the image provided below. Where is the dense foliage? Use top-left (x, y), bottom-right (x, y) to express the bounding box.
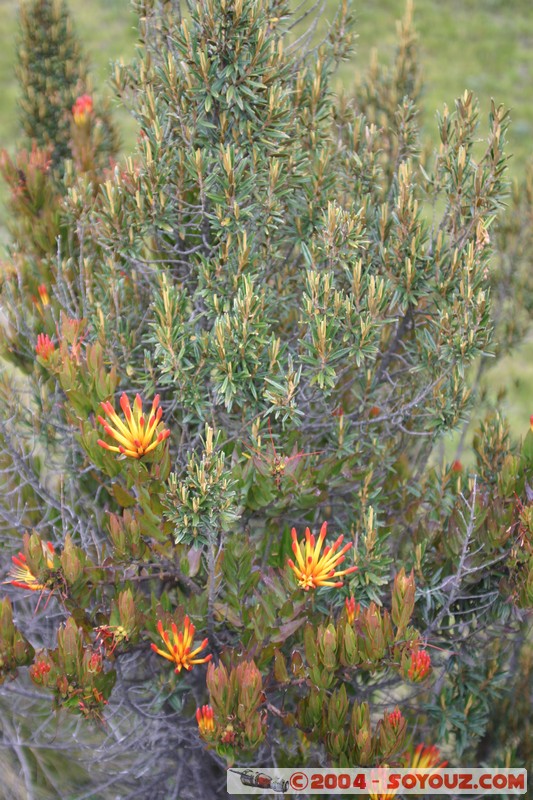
top-left (0, 0), bottom-right (532, 797)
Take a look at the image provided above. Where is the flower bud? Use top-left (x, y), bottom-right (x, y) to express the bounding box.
top-left (391, 568), bottom-right (415, 634)
top-left (403, 649), bottom-right (431, 682)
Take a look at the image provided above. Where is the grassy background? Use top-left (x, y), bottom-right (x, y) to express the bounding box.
top-left (0, 0), bottom-right (532, 440)
top-left (1, 0), bottom-right (533, 170)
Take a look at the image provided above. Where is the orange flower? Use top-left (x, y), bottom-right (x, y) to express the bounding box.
top-left (5, 541), bottom-right (55, 591)
top-left (530, 414), bottom-right (533, 433)
top-left (407, 649), bottom-right (431, 682)
top-left (369, 744), bottom-right (447, 800)
top-left (97, 392), bottom-right (170, 459)
top-left (288, 522), bottom-right (357, 591)
top-left (35, 333), bottom-right (55, 360)
top-left (387, 708), bottom-right (403, 731)
top-left (37, 284), bottom-right (50, 306)
top-left (345, 595), bottom-right (359, 624)
top-left (72, 94), bottom-right (93, 126)
top-left (196, 704), bottom-right (215, 736)
top-left (151, 617), bottom-right (212, 673)
top-left (411, 743), bottom-right (447, 769)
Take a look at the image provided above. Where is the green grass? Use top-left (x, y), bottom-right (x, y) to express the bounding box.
top-left (349, 0), bottom-right (533, 174)
top-left (0, 0), bottom-right (138, 154)
top-left (1, 1), bottom-right (533, 171)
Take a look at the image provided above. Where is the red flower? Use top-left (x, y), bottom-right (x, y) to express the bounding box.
top-left (35, 333), bottom-right (55, 360)
top-left (37, 284), bottom-right (50, 306)
top-left (29, 659), bottom-right (51, 685)
top-left (407, 649), bottom-right (431, 682)
top-left (72, 94), bottom-right (93, 126)
top-left (387, 708), bottom-right (403, 731)
top-left (345, 595), bottom-right (359, 624)
top-left (196, 704), bottom-right (215, 737)
top-left (87, 652), bottom-right (103, 673)
top-left (5, 541), bottom-right (55, 592)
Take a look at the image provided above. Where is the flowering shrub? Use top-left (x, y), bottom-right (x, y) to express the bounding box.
top-left (0, 0), bottom-right (533, 796)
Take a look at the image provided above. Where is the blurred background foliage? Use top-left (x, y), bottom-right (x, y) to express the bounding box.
top-left (0, 0), bottom-right (532, 172)
top-left (1, 0), bottom-right (533, 437)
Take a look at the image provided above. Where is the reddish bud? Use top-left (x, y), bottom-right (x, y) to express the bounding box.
top-left (407, 649), bottom-right (431, 682)
top-left (72, 94), bottom-right (93, 126)
top-left (35, 333), bottom-right (55, 360)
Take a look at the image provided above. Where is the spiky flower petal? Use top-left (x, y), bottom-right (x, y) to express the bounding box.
top-left (5, 541), bottom-right (55, 591)
top-left (369, 743), bottom-right (447, 800)
top-left (97, 392), bottom-right (170, 459)
top-left (151, 617), bottom-right (212, 673)
top-left (407, 650), bottom-right (431, 682)
top-left (345, 595), bottom-right (359, 624)
top-left (196, 704), bottom-right (215, 737)
top-left (410, 743), bottom-right (447, 769)
top-left (35, 333), bottom-right (55, 360)
top-left (287, 522), bottom-right (357, 591)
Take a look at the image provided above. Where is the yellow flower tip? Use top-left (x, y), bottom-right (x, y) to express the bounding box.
top-left (196, 704), bottom-right (215, 736)
top-left (411, 744), bottom-right (447, 769)
top-left (72, 94), bottom-right (93, 125)
top-left (38, 284), bottom-right (50, 305)
top-left (345, 595), bottom-right (358, 624)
